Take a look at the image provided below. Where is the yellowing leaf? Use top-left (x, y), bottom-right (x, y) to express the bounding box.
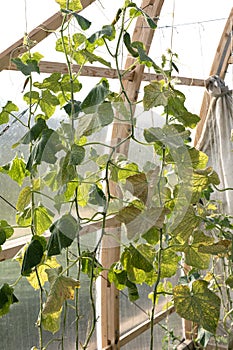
top-left (27, 257), bottom-right (60, 289)
top-left (41, 308), bottom-right (62, 334)
top-left (16, 186), bottom-right (31, 211)
top-left (42, 267), bottom-right (80, 314)
top-left (55, 0), bottom-right (82, 11)
top-left (173, 280), bottom-right (220, 333)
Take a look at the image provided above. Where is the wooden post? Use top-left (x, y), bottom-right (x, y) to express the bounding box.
top-left (98, 1), bottom-right (165, 349)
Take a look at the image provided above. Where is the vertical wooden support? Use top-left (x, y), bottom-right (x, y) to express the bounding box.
top-left (99, 1), bottom-right (165, 349)
top-left (194, 7), bottom-right (233, 146)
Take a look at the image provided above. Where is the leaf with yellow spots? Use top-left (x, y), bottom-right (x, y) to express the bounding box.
top-left (42, 266), bottom-right (80, 315)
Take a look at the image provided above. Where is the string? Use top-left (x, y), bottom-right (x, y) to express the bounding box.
top-left (24, 0), bottom-right (28, 35)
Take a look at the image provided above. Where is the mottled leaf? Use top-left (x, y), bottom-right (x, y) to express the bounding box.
top-left (173, 280), bottom-right (220, 333)
top-left (41, 308), bottom-right (62, 334)
top-left (16, 186), bottom-right (31, 211)
top-left (55, 0), bottom-right (82, 11)
top-left (42, 267), bottom-right (80, 314)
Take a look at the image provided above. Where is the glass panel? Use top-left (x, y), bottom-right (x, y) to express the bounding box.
top-left (121, 312), bottom-right (183, 349)
top-left (0, 244), bottom-right (97, 350)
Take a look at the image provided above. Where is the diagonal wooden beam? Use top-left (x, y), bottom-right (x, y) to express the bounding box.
top-left (194, 7), bottom-right (233, 145)
top-left (0, 0), bottom-right (96, 71)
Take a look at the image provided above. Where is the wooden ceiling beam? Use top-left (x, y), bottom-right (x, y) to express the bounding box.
top-left (0, 0), bottom-right (96, 71)
top-left (6, 59), bottom-right (205, 86)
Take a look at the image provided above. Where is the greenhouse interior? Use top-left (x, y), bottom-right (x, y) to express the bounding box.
top-left (0, 0), bottom-right (233, 349)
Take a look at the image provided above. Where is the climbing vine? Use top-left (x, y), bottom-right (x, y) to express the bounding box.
top-left (0, 1), bottom-right (233, 349)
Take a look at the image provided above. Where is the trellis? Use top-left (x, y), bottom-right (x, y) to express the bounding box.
top-left (0, 1), bottom-right (233, 349)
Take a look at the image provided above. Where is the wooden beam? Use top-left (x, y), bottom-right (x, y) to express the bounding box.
top-left (119, 306), bottom-right (175, 347)
top-left (176, 340), bottom-right (195, 350)
top-left (0, 216), bottom-right (121, 262)
top-left (0, 0), bottom-right (96, 71)
top-left (98, 2), bottom-right (165, 349)
top-left (194, 7), bottom-right (233, 146)
top-left (5, 59), bottom-right (206, 86)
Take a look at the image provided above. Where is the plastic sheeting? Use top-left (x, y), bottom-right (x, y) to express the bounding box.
top-left (196, 75), bottom-right (233, 215)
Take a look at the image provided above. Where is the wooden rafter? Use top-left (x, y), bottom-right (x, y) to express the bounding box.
top-left (5, 59), bottom-right (206, 86)
top-left (194, 7), bottom-right (233, 145)
top-left (0, 0), bottom-right (96, 71)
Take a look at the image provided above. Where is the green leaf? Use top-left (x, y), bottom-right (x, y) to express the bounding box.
top-left (127, 244), bottom-right (154, 273)
top-left (108, 264), bottom-right (139, 301)
top-left (143, 81), bottom-right (170, 110)
top-left (0, 156), bottom-right (29, 186)
top-left (117, 162), bottom-right (139, 182)
top-left (165, 89), bottom-right (200, 128)
top-left (121, 247), bottom-right (157, 285)
top-left (26, 129), bottom-right (62, 171)
top-left (198, 239), bottom-right (231, 255)
top-left (88, 25), bottom-right (115, 44)
top-left (39, 90), bottom-right (59, 118)
top-left (177, 231), bottom-right (214, 269)
top-left (63, 100), bottom-right (81, 118)
top-left (79, 48), bottom-right (112, 67)
top-left (173, 280), bottom-right (220, 333)
top-left (41, 308), bottom-right (62, 334)
top-left (159, 250), bottom-right (180, 278)
top-left (142, 226), bottom-right (160, 245)
top-left (80, 79), bottom-right (109, 112)
top-left (77, 101), bottom-right (114, 137)
top-left (16, 207), bottom-right (32, 226)
top-left (18, 118), bottom-right (48, 145)
top-left (191, 167), bottom-right (220, 203)
top-left (0, 284), bottom-right (18, 317)
top-left (42, 266), bottom-right (80, 314)
top-left (20, 52), bottom-right (44, 64)
top-left (226, 275), bottom-right (233, 289)
top-left (0, 100), bottom-right (19, 125)
top-left (0, 220), bottom-right (14, 245)
top-left (77, 182), bottom-right (91, 207)
top-left (21, 236), bottom-right (47, 276)
top-left (12, 58), bottom-right (40, 76)
top-left (129, 5), bottom-right (157, 29)
top-left (62, 10), bottom-right (91, 30)
top-left (16, 186), bottom-right (31, 211)
top-left (34, 205), bottom-right (54, 235)
top-left (34, 73), bottom-right (82, 94)
top-left (47, 214), bottom-right (79, 256)
top-left (69, 144), bottom-right (85, 165)
top-left (55, 0), bottom-right (82, 11)
top-left (23, 90), bottom-right (40, 104)
top-left (144, 125), bottom-right (187, 149)
top-left (81, 250), bottom-right (103, 278)
top-left (88, 184), bottom-right (106, 206)
top-left (168, 206), bottom-right (201, 242)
